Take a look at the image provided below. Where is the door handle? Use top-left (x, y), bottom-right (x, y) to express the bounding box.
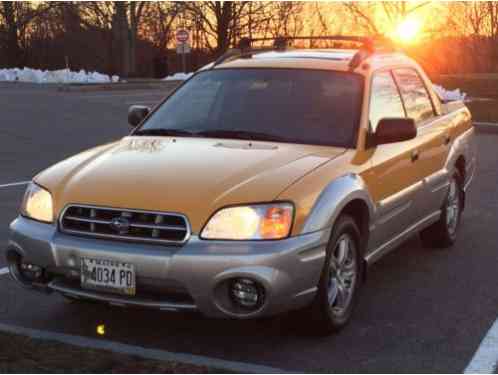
top-left (411, 150), bottom-right (419, 162)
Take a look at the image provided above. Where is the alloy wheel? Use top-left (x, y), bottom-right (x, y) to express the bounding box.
top-left (446, 179), bottom-right (460, 236)
top-left (327, 233), bottom-right (357, 316)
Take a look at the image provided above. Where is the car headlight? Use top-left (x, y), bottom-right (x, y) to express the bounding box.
top-left (201, 203), bottom-right (294, 240)
top-left (21, 183), bottom-right (53, 223)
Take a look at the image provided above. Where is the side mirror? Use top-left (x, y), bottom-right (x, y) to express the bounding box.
top-left (373, 118), bottom-right (417, 146)
top-left (128, 105), bottom-right (150, 128)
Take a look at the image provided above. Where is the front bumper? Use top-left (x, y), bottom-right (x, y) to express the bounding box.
top-left (6, 216), bottom-right (330, 318)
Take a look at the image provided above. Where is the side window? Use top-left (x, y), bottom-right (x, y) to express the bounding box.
top-left (393, 68), bottom-right (435, 125)
top-left (369, 71), bottom-right (405, 132)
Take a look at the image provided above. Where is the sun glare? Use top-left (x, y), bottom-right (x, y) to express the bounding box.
top-left (394, 18), bottom-right (422, 43)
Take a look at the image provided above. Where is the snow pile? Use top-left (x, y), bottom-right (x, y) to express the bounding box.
top-left (162, 72), bottom-right (193, 81)
top-left (433, 84), bottom-right (467, 102)
top-left (0, 67), bottom-right (119, 84)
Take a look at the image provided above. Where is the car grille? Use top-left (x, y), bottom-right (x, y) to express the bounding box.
top-left (59, 205), bottom-right (190, 245)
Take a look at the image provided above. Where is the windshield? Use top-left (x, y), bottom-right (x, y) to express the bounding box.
top-left (136, 69), bottom-right (364, 147)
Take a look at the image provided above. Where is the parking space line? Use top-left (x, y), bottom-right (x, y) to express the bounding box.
top-left (464, 318), bottom-right (498, 373)
top-left (0, 181), bottom-right (29, 188)
top-left (0, 322), bottom-right (286, 373)
top-left (0, 268), bottom-right (8, 276)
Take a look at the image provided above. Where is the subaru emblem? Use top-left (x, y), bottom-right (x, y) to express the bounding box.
top-left (110, 217), bottom-right (130, 234)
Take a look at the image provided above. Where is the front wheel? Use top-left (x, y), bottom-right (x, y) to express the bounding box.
top-left (420, 171), bottom-right (463, 248)
top-left (307, 215), bottom-right (362, 335)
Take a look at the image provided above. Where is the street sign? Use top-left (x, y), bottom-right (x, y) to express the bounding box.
top-left (176, 29), bottom-right (189, 44)
top-left (176, 30), bottom-right (190, 73)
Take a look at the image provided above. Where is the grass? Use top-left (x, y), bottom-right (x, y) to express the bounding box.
top-left (0, 332), bottom-right (226, 373)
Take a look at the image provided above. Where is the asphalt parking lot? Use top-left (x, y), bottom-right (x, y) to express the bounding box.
top-left (0, 83), bottom-right (497, 373)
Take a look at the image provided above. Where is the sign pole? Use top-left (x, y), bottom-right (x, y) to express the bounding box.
top-left (182, 44), bottom-right (187, 73)
top-left (176, 29), bottom-right (190, 74)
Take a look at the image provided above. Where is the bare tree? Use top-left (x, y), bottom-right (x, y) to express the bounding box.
top-left (0, 1), bottom-right (53, 67)
top-left (381, 1), bottom-right (431, 25)
top-left (443, 1), bottom-right (498, 72)
top-left (183, 2), bottom-right (245, 55)
top-left (184, 2), bottom-right (277, 55)
top-left (77, 1), bottom-right (150, 76)
top-left (342, 1), bottom-right (431, 35)
top-left (485, 2), bottom-right (498, 68)
top-left (128, 2), bottom-right (150, 75)
top-left (261, 2), bottom-right (305, 39)
top-left (302, 2), bottom-right (352, 41)
top-left (342, 2), bottom-right (379, 34)
top-left (140, 2), bottom-right (181, 51)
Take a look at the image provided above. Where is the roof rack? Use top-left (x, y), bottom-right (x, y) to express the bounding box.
top-left (211, 35), bottom-right (397, 70)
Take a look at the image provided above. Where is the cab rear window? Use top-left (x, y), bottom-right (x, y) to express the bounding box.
top-left (393, 68), bottom-right (435, 124)
top-left (141, 69), bottom-right (364, 148)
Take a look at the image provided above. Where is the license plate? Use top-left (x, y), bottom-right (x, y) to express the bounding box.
top-left (81, 258), bottom-right (136, 296)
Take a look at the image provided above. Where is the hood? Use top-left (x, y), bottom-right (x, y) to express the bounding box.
top-left (36, 137), bottom-right (345, 233)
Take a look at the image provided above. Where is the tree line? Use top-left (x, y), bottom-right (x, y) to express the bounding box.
top-left (1, 1), bottom-right (498, 78)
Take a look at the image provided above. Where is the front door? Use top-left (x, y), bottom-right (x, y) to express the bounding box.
top-left (392, 67), bottom-right (449, 220)
top-left (363, 70), bottom-right (422, 252)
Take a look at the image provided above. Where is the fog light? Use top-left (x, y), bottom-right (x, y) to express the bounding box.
top-left (230, 278), bottom-right (264, 309)
top-left (19, 263), bottom-right (43, 281)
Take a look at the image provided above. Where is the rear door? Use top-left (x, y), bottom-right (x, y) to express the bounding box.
top-left (392, 68), bottom-right (449, 220)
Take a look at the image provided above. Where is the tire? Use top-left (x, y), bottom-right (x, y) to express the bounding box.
top-left (307, 214), bottom-right (363, 335)
top-left (420, 171), bottom-right (464, 248)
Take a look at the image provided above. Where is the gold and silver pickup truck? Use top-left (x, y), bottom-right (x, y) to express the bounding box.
top-left (7, 36), bottom-right (476, 334)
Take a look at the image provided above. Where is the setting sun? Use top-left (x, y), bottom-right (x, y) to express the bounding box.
top-left (394, 18), bottom-right (422, 43)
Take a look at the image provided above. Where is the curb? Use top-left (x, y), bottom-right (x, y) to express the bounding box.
top-left (0, 322), bottom-right (287, 374)
top-left (473, 122), bottom-right (498, 134)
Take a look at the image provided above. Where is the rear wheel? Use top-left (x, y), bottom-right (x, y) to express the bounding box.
top-left (420, 171), bottom-right (463, 248)
top-left (308, 215), bottom-right (362, 335)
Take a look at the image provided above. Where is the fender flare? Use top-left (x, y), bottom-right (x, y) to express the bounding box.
top-left (445, 127), bottom-right (476, 190)
top-left (301, 174), bottom-right (376, 235)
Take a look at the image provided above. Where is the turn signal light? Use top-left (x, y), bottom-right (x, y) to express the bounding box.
top-left (259, 206), bottom-right (293, 239)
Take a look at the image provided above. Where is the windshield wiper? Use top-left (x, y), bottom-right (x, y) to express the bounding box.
top-left (135, 128), bottom-right (289, 142)
top-left (133, 128), bottom-right (197, 137)
top-left (196, 129), bottom-right (288, 142)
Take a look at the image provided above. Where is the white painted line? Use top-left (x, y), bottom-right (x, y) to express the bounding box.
top-left (0, 268), bottom-right (8, 276)
top-left (0, 181), bottom-right (29, 188)
top-left (0, 322), bottom-right (287, 373)
top-left (464, 318), bottom-right (498, 373)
